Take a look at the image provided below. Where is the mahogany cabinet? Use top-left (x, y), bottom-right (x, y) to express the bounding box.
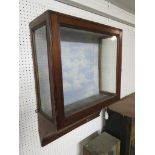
top-left (29, 10), bottom-right (122, 146)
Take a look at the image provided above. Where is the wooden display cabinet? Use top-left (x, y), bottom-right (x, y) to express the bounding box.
top-left (29, 10), bottom-right (122, 146)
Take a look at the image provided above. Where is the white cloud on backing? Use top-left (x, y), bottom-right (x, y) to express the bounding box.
top-left (63, 80), bottom-right (72, 91)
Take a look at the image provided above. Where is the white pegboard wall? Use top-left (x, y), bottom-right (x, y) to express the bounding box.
top-left (19, 0), bottom-right (135, 155)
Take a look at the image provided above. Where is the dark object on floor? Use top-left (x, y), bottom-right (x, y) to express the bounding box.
top-left (104, 93), bottom-right (135, 155)
top-left (83, 132), bottom-right (120, 155)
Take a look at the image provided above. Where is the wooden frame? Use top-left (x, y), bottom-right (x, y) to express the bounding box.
top-left (29, 10), bottom-right (122, 146)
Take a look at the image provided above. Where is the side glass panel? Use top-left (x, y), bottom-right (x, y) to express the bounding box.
top-left (60, 27), bottom-right (117, 116)
top-left (35, 25), bottom-right (52, 118)
top-left (100, 37), bottom-right (117, 94)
